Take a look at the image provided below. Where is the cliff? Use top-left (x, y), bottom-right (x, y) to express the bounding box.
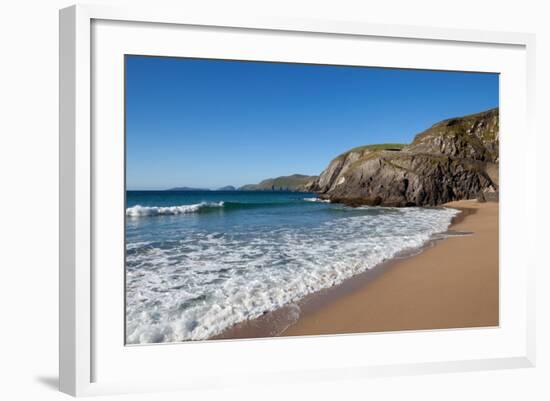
top-left (240, 174), bottom-right (318, 192)
top-left (310, 108), bottom-right (499, 207)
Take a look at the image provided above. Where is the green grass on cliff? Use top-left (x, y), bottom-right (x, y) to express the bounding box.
top-left (413, 107), bottom-right (498, 144)
top-left (349, 143), bottom-right (406, 152)
top-left (335, 143), bottom-right (406, 161)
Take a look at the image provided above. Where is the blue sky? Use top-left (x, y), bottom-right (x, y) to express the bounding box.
top-left (126, 56), bottom-right (498, 190)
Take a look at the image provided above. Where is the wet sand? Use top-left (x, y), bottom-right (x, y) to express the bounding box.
top-left (215, 200), bottom-right (499, 339)
top-left (282, 199), bottom-right (499, 336)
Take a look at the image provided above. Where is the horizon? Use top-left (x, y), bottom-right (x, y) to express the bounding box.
top-left (126, 56), bottom-right (499, 190)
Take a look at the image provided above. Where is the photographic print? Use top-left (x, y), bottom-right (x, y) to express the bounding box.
top-left (125, 56), bottom-right (499, 344)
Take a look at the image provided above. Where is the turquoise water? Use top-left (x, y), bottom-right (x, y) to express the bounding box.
top-left (125, 190), bottom-right (458, 344)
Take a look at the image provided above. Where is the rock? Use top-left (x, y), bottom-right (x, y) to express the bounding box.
top-left (310, 108), bottom-right (499, 207)
top-left (477, 192), bottom-right (487, 203)
top-left (405, 108), bottom-right (499, 162)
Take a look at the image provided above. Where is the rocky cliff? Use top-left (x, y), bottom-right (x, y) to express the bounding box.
top-left (310, 108), bottom-right (499, 207)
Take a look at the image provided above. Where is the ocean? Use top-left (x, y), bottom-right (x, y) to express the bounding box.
top-left (125, 190), bottom-right (459, 344)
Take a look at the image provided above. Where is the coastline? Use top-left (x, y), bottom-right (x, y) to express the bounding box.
top-left (214, 199), bottom-right (499, 340)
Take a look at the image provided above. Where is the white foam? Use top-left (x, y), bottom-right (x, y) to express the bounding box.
top-left (303, 197), bottom-right (331, 203)
top-left (125, 206), bottom-right (460, 343)
top-left (126, 201), bottom-right (224, 217)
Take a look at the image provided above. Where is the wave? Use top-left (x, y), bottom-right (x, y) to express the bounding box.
top-left (126, 202), bottom-right (224, 216)
top-left (303, 197), bottom-right (331, 203)
top-left (126, 199), bottom-right (328, 217)
top-left (125, 206), bottom-right (460, 343)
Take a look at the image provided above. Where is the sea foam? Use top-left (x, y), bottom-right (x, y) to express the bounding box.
top-left (303, 197), bottom-right (331, 203)
top-left (126, 201), bottom-right (224, 216)
top-left (125, 205), bottom-right (459, 344)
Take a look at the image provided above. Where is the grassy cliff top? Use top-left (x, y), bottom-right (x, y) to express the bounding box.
top-left (412, 107), bottom-right (498, 144)
top-left (334, 108), bottom-right (498, 164)
top-left (334, 143), bottom-right (406, 161)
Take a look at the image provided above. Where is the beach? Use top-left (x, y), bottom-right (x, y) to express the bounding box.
top-left (281, 199), bottom-right (499, 337)
top-left (126, 191), bottom-right (499, 342)
top-left (215, 199), bottom-right (499, 340)
top-left (127, 190), bottom-right (465, 343)
top-left (123, 58), bottom-right (501, 345)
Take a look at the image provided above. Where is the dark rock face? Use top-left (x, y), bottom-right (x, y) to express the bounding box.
top-left (311, 108), bottom-right (499, 207)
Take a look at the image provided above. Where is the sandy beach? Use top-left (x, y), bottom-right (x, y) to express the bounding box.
top-left (214, 199), bottom-right (499, 340)
top-left (280, 199), bottom-right (499, 336)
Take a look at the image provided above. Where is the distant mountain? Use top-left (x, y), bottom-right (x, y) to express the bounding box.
top-left (239, 174), bottom-right (318, 192)
top-left (217, 185), bottom-right (236, 191)
top-left (166, 187), bottom-right (211, 191)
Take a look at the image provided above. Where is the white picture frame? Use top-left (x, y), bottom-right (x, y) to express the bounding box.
top-left (59, 4), bottom-right (536, 397)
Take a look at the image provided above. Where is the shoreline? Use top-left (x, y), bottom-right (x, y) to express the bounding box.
top-left (214, 199), bottom-right (499, 340)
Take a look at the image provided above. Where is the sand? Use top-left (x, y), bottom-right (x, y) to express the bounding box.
top-left (280, 199), bottom-right (499, 337)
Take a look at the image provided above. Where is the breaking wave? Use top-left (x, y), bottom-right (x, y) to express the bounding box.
top-left (126, 202), bottom-right (224, 216)
top-left (303, 197), bottom-right (331, 203)
top-left (125, 205), bottom-right (460, 343)
top-left (126, 198), bottom-right (329, 217)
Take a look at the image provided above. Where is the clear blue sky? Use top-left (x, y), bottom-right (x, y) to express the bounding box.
top-left (126, 56), bottom-right (498, 190)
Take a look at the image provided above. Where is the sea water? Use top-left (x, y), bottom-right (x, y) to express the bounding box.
top-left (125, 190), bottom-right (459, 343)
